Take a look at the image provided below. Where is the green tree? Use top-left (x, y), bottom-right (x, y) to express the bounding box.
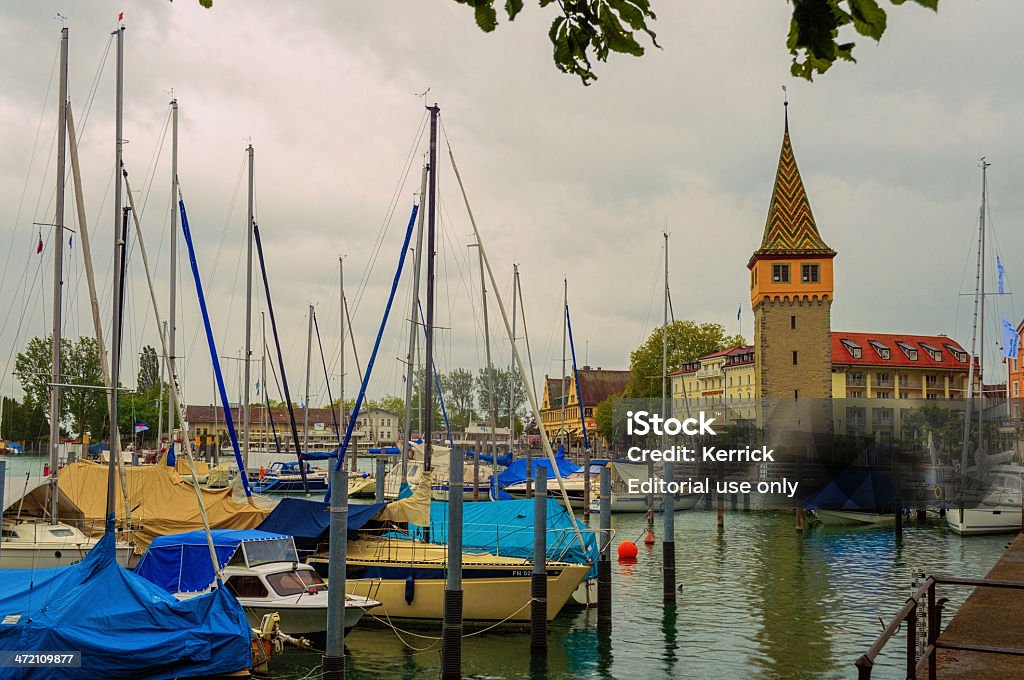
top-left (64, 337), bottom-right (107, 442)
top-left (626, 320), bottom-right (744, 398)
top-left (442, 368), bottom-right (476, 430)
top-left (476, 367), bottom-right (527, 426)
top-left (1, 396), bottom-right (49, 452)
top-left (137, 345), bottom-right (160, 393)
top-left (13, 335), bottom-right (60, 413)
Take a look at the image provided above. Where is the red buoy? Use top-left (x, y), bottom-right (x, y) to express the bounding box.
top-left (43, 464), bottom-right (50, 477)
top-left (617, 540), bottom-right (638, 559)
top-left (643, 527), bottom-right (656, 545)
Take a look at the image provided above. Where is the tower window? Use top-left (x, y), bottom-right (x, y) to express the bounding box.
top-left (772, 264), bottom-right (790, 283)
top-left (792, 351), bottom-right (798, 365)
top-left (790, 315), bottom-right (796, 329)
top-left (801, 264), bottom-right (820, 283)
top-left (794, 389), bottom-right (799, 401)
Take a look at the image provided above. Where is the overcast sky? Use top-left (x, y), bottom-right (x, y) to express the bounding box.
top-left (1, 0), bottom-right (1022, 413)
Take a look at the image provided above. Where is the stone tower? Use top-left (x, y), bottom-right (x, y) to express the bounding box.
top-left (748, 106), bottom-right (836, 409)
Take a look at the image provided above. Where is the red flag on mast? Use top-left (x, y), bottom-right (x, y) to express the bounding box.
top-left (118, 12), bottom-right (124, 22)
top-left (36, 236), bottom-right (43, 254)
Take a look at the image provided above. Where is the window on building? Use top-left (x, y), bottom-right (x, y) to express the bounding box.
top-left (1014, 381), bottom-right (1019, 396)
top-left (841, 339), bottom-right (862, 359)
top-left (790, 315), bottom-right (796, 330)
top-left (792, 351), bottom-right (798, 365)
top-left (772, 264), bottom-right (790, 283)
top-left (801, 264), bottom-right (819, 283)
top-left (896, 341), bottom-right (918, 361)
top-left (920, 343), bottom-right (942, 362)
top-left (794, 389), bottom-right (799, 401)
top-left (869, 340), bottom-right (890, 360)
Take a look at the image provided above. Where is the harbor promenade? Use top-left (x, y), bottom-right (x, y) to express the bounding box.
top-left (931, 532), bottom-right (1024, 678)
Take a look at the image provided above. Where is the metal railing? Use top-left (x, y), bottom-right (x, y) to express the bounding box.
top-left (855, 574), bottom-right (1024, 679)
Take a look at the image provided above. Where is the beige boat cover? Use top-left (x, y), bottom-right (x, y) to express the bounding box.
top-left (175, 457), bottom-right (210, 477)
top-left (57, 460), bottom-right (267, 550)
top-left (375, 470), bottom-right (432, 527)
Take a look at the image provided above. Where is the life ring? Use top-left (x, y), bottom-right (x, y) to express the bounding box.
top-left (933, 485), bottom-right (943, 500)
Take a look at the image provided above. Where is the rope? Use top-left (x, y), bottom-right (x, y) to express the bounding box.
top-left (367, 596), bottom-right (535, 650)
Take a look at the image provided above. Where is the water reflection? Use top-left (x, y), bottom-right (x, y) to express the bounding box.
top-left (265, 510), bottom-right (1006, 679)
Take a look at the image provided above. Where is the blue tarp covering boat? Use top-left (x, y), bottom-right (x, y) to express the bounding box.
top-left (134, 529), bottom-right (290, 594)
top-left (495, 446), bottom-right (579, 489)
top-left (0, 532), bottom-right (252, 679)
top-left (416, 497), bottom-right (598, 577)
top-left (466, 450), bottom-right (513, 467)
top-left (804, 469), bottom-right (896, 511)
top-left (257, 497), bottom-right (386, 540)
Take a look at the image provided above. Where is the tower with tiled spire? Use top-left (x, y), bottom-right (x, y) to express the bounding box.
top-left (748, 104), bottom-right (836, 405)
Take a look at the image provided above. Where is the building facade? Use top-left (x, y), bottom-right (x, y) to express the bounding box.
top-left (671, 345), bottom-right (756, 423)
top-left (540, 369), bottom-right (629, 448)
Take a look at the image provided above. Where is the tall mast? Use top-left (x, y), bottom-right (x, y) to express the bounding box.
top-left (960, 160), bottom-right (987, 486)
top-left (423, 105), bottom-right (439, 471)
top-left (167, 98), bottom-right (178, 447)
top-left (662, 230), bottom-right (675, 601)
top-left (303, 304), bottom-right (313, 454)
top-left (402, 164), bottom-right (428, 482)
top-left (561, 278), bottom-right (567, 450)
top-left (977, 160), bottom-right (988, 447)
top-left (662, 231), bottom-right (669, 438)
top-left (261, 311), bottom-right (267, 453)
top-left (338, 257), bottom-right (346, 467)
top-left (509, 264), bottom-right (518, 457)
top-left (48, 26), bottom-right (68, 524)
top-left (242, 144), bottom-right (254, 470)
top-left (107, 23), bottom-right (126, 518)
top-left (476, 242), bottom-right (499, 488)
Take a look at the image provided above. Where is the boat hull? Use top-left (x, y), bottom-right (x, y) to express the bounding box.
top-left (946, 506), bottom-right (1022, 535)
top-left (588, 492), bottom-right (702, 513)
top-left (814, 510), bottom-right (895, 527)
top-left (0, 541), bottom-right (135, 569)
top-left (242, 600), bottom-right (370, 636)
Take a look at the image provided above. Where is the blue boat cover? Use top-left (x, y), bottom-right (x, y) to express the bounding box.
top-left (87, 440), bottom-right (106, 456)
top-left (5, 441), bottom-right (22, 454)
top-left (302, 448), bottom-right (337, 461)
top-left (495, 445), bottom-right (579, 488)
top-left (418, 497), bottom-right (598, 577)
top-left (804, 469), bottom-right (896, 511)
top-left (466, 450), bottom-right (513, 467)
top-left (257, 497), bottom-right (386, 540)
top-left (134, 529), bottom-right (288, 594)
top-left (0, 533), bottom-right (252, 679)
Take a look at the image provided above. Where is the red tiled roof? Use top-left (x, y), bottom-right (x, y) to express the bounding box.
top-left (831, 332), bottom-right (972, 370)
top-left (573, 369), bottom-right (630, 406)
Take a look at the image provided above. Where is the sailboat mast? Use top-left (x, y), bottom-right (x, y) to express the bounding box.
top-left (402, 165), bottom-right (428, 483)
top-left (509, 264), bottom-right (518, 458)
top-left (561, 278), bottom-right (567, 451)
top-left (959, 160), bottom-right (987, 486)
top-left (242, 144), bottom-right (254, 471)
top-left (304, 304), bottom-right (313, 454)
top-left (48, 26), bottom-right (68, 524)
top-left (977, 160), bottom-right (988, 445)
top-left (168, 98), bottom-right (178, 447)
top-left (107, 25), bottom-right (125, 520)
top-left (477, 243), bottom-right (499, 488)
top-left (662, 230), bottom-right (675, 601)
top-left (262, 311), bottom-right (268, 453)
top-left (423, 105), bottom-right (439, 472)
top-left (338, 258), bottom-right (346, 465)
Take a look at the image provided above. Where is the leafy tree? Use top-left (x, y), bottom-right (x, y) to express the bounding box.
top-left (1, 396), bottom-right (49, 452)
top-left (476, 366), bottom-right (527, 426)
top-left (64, 337), bottom-right (107, 442)
top-left (198, 0), bottom-right (940, 83)
top-left (442, 368), bottom-right (476, 430)
top-left (14, 335), bottom-right (61, 414)
top-left (626, 321), bottom-right (744, 398)
top-left (137, 345), bottom-right (160, 393)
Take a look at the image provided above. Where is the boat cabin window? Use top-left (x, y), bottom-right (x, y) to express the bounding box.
top-left (266, 569), bottom-right (325, 596)
top-left (242, 538), bottom-right (299, 567)
top-left (48, 528), bottom-right (75, 537)
top-left (1, 529), bottom-right (18, 539)
top-left (225, 575), bottom-right (269, 599)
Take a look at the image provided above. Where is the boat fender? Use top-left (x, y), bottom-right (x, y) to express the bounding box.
top-left (933, 485), bottom-right (942, 500)
top-left (404, 574), bottom-right (415, 604)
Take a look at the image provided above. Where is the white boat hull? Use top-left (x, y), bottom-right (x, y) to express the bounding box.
top-left (946, 506), bottom-right (1022, 535)
top-left (241, 596), bottom-right (376, 636)
top-left (589, 492), bottom-right (702, 514)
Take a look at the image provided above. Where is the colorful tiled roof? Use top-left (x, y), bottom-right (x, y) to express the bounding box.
top-left (755, 111), bottom-right (834, 257)
top-left (831, 332), bottom-right (972, 370)
top-left (572, 369), bottom-right (630, 406)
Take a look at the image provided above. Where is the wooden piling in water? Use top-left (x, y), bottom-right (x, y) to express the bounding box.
top-left (531, 467), bottom-right (548, 653)
top-left (375, 456), bottom-right (385, 502)
top-left (598, 466), bottom-right (612, 633)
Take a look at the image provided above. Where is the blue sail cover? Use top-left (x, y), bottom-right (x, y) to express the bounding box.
top-left (804, 469), bottom-right (896, 511)
top-left (257, 497), bottom-right (386, 540)
top-left (466, 450), bottom-right (513, 467)
top-left (134, 529), bottom-right (288, 594)
top-left (419, 497), bottom-right (598, 577)
top-left (495, 445), bottom-right (579, 488)
top-left (0, 533), bottom-right (251, 679)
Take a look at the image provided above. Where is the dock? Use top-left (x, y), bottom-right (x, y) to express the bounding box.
top-left (930, 533), bottom-right (1024, 678)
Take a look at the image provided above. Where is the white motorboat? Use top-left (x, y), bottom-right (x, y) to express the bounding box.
top-left (134, 529), bottom-right (381, 636)
top-left (946, 472), bottom-right (1022, 535)
top-left (587, 461), bottom-right (702, 513)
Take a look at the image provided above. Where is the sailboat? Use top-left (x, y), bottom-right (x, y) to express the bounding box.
top-left (947, 160), bottom-right (1024, 535)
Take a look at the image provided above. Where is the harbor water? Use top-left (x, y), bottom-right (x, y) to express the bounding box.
top-left (2, 457), bottom-right (1008, 678)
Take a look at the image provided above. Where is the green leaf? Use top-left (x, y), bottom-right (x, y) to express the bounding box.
top-left (474, 1), bottom-right (498, 32)
top-left (848, 0), bottom-right (887, 40)
top-left (199, 0), bottom-right (213, 7)
top-left (504, 0), bottom-right (524, 20)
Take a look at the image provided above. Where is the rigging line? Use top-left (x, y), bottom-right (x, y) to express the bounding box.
top-left (351, 113), bottom-right (428, 318)
top-left (0, 39), bottom-right (60, 300)
top-left (136, 106), bottom-right (172, 221)
top-left (1, 238), bottom-right (51, 392)
top-left (75, 32), bottom-right (115, 141)
top-left (637, 241), bottom-right (661, 345)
